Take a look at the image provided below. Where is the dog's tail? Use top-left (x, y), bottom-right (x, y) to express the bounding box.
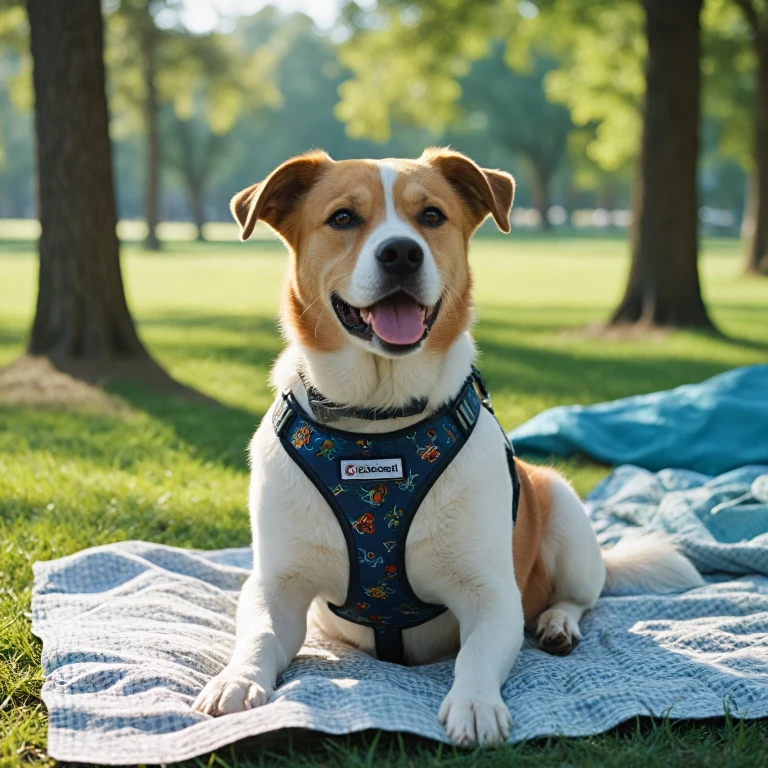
top-left (601, 532), bottom-right (704, 593)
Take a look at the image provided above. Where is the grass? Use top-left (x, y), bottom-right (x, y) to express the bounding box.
top-left (1, 232), bottom-right (767, 767)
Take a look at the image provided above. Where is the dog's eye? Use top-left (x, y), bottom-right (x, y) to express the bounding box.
top-left (421, 207), bottom-right (445, 227)
top-left (328, 209), bottom-right (358, 229)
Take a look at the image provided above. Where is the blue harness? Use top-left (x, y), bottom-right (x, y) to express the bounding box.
top-left (272, 368), bottom-right (519, 664)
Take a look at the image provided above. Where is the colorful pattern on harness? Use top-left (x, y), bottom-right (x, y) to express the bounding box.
top-left (273, 380), bottom-right (484, 638)
top-left (272, 370), bottom-right (520, 664)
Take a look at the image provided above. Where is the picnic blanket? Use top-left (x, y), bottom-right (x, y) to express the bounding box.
top-left (508, 365), bottom-right (768, 474)
top-left (32, 465), bottom-right (768, 764)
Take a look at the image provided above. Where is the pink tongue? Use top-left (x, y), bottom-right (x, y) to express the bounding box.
top-left (367, 294), bottom-right (425, 345)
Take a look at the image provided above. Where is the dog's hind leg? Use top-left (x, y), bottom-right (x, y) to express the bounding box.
top-left (536, 475), bottom-right (605, 656)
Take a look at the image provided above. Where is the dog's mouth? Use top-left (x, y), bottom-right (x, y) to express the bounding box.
top-left (331, 291), bottom-right (442, 353)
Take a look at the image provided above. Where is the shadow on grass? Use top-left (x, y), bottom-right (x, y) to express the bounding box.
top-left (4, 305), bottom-right (762, 474)
top-left (106, 382), bottom-right (262, 474)
top-left (0, 239), bottom-right (37, 254)
top-left (0, 328), bottom-right (27, 347)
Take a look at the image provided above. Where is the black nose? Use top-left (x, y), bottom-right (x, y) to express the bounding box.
top-left (375, 237), bottom-right (423, 276)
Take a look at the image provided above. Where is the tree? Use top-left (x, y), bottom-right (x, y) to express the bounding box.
top-left (730, 0), bottom-right (768, 275)
top-left (701, 0), bottom-right (753, 218)
top-left (0, 4), bottom-right (33, 218)
top-left (539, 4), bottom-right (645, 179)
top-left (23, 0), bottom-right (162, 375)
top-left (450, 48), bottom-right (573, 228)
top-left (107, 0), bottom-right (182, 251)
top-left (107, 2), bottom-right (279, 245)
top-left (336, 0), bottom-right (715, 330)
top-left (161, 28), bottom-right (279, 241)
top-left (611, 0), bottom-right (713, 328)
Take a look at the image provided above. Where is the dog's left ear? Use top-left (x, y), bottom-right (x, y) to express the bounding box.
top-left (231, 150), bottom-right (333, 241)
top-left (423, 147), bottom-right (515, 233)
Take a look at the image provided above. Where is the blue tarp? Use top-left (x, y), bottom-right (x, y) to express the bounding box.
top-left (509, 365), bottom-right (768, 474)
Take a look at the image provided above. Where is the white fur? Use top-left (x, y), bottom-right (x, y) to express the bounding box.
top-left (348, 162), bottom-right (441, 310)
top-left (602, 532), bottom-right (705, 594)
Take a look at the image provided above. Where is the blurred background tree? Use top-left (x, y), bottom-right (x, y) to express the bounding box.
top-left (336, 0), bottom-right (719, 328)
top-left (723, 0), bottom-right (768, 275)
top-left (22, 0), bottom-right (164, 378)
top-left (105, 0), bottom-right (280, 248)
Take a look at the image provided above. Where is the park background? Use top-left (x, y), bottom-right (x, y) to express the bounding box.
top-left (1, 1), bottom-right (768, 766)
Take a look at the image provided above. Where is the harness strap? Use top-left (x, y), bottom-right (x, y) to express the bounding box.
top-left (272, 367), bottom-right (519, 665)
top-left (373, 628), bottom-right (405, 664)
top-left (472, 366), bottom-right (520, 524)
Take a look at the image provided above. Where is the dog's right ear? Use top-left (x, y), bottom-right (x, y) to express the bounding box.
top-left (231, 150), bottom-right (332, 241)
top-left (422, 147), bottom-right (514, 233)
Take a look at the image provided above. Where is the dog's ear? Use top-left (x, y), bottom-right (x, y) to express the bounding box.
top-left (231, 150), bottom-right (333, 241)
top-left (422, 147), bottom-right (515, 233)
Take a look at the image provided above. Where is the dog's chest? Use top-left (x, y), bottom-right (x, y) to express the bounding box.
top-left (249, 406), bottom-right (510, 608)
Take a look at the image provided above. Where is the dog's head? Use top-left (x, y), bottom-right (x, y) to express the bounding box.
top-left (231, 148), bottom-right (514, 357)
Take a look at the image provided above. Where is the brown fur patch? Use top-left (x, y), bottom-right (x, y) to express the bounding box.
top-left (281, 160), bottom-right (386, 351)
top-left (391, 161), bottom-right (475, 353)
top-left (512, 460), bottom-right (556, 624)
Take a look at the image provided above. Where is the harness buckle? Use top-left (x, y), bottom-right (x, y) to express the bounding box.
top-left (471, 366), bottom-right (494, 413)
top-left (273, 393), bottom-right (296, 436)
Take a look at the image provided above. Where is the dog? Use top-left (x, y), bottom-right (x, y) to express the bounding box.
top-left (192, 148), bottom-right (703, 747)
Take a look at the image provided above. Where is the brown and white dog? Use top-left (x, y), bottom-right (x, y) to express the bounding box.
top-left (192, 149), bottom-right (702, 747)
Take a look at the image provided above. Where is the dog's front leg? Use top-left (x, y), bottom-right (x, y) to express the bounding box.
top-left (193, 572), bottom-right (313, 716)
top-left (438, 581), bottom-right (524, 747)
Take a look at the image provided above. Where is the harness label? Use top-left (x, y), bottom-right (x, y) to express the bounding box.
top-left (340, 457), bottom-right (404, 481)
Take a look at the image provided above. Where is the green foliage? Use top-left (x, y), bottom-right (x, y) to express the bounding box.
top-left (336, 0), bottom-right (502, 141)
top-left (0, 7), bottom-right (32, 217)
top-left (105, 0), bottom-right (277, 140)
top-left (703, 0), bottom-right (756, 171)
top-left (538, 3), bottom-right (645, 173)
top-left (0, 0), bottom-right (758, 223)
top-left (336, 0), bottom-right (644, 177)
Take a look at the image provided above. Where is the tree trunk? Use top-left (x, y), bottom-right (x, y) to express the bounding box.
top-left (26, 0), bottom-right (153, 366)
top-left (189, 178), bottom-right (206, 242)
top-left (743, 30), bottom-right (768, 276)
top-left (528, 156), bottom-right (552, 231)
top-left (610, 0), bottom-right (715, 329)
top-left (140, 6), bottom-right (161, 251)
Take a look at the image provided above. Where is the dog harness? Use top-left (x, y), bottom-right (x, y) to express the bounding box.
top-left (272, 368), bottom-right (520, 664)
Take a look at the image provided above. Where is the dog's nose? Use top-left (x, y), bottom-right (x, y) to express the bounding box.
top-left (375, 238), bottom-right (423, 276)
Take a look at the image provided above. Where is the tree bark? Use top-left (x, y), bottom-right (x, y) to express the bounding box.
top-left (26, 0), bottom-right (153, 365)
top-left (189, 177), bottom-right (206, 242)
top-left (174, 118), bottom-right (208, 242)
top-left (610, 0), bottom-right (715, 329)
top-left (528, 156), bottom-right (552, 231)
top-left (140, 5), bottom-right (161, 251)
top-left (743, 30), bottom-right (768, 275)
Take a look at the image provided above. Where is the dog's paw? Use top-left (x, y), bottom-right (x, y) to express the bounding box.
top-left (536, 607), bottom-right (582, 656)
top-left (192, 669), bottom-right (271, 716)
top-left (438, 691), bottom-right (511, 748)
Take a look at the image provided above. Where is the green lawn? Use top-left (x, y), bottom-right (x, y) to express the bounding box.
top-left (1, 233), bottom-right (767, 767)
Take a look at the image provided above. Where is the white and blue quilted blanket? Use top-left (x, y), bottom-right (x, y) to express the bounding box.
top-left (32, 465), bottom-right (768, 764)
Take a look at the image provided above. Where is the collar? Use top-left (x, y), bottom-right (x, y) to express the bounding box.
top-left (297, 370), bottom-right (429, 423)
top-left (295, 366), bottom-right (493, 425)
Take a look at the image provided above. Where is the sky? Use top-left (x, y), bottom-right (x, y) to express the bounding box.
top-left (178, 0), bottom-right (347, 32)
